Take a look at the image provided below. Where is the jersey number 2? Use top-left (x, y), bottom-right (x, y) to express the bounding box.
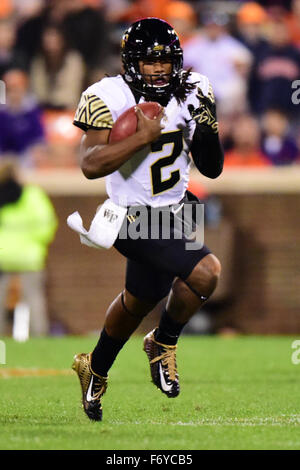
top-left (150, 130), bottom-right (183, 196)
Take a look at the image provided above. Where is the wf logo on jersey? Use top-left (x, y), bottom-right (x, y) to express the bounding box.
top-left (104, 209), bottom-right (118, 224)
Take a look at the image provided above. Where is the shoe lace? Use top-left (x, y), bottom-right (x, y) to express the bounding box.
top-left (151, 346), bottom-right (177, 381)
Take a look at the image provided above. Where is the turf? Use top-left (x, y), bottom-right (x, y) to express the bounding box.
top-left (0, 335), bottom-right (299, 450)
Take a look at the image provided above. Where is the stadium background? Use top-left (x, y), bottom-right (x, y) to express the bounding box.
top-left (0, 0), bottom-right (300, 336)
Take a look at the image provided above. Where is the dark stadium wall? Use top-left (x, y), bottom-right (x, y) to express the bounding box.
top-left (46, 194), bottom-right (300, 335)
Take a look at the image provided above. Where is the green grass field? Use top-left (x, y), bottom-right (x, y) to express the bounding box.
top-left (0, 335), bottom-right (299, 450)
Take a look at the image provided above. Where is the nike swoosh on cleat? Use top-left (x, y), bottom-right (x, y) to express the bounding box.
top-left (86, 376), bottom-right (94, 402)
top-left (159, 363), bottom-right (172, 392)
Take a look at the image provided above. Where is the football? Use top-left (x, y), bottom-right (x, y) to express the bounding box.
top-left (109, 102), bottom-right (162, 143)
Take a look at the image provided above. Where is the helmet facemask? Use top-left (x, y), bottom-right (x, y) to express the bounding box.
top-left (121, 19), bottom-right (184, 100)
top-left (139, 57), bottom-right (172, 93)
top-left (126, 55), bottom-right (182, 98)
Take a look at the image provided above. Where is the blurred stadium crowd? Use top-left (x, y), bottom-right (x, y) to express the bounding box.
top-left (0, 0), bottom-right (299, 169)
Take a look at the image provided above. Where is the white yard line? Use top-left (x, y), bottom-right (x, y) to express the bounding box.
top-left (111, 416), bottom-right (300, 427)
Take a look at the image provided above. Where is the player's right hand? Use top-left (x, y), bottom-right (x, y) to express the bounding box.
top-left (135, 106), bottom-right (165, 144)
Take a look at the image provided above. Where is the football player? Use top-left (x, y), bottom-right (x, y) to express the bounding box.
top-left (72, 18), bottom-right (224, 421)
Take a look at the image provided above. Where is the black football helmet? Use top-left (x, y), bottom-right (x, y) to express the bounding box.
top-left (121, 17), bottom-right (184, 99)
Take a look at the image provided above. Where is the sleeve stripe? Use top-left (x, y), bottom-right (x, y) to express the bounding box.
top-left (87, 96), bottom-right (100, 105)
top-left (74, 93), bottom-right (113, 130)
top-left (89, 104), bottom-right (110, 119)
top-left (88, 102), bottom-right (107, 116)
top-left (77, 106), bottom-right (88, 122)
top-left (73, 121), bottom-right (111, 131)
top-left (91, 110), bottom-right (113, 127)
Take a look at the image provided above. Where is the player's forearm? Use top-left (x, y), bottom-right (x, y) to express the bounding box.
top-left (190, 129), bottom-right (224, 179)
top-left (81, 130), bottom-right (150, 179)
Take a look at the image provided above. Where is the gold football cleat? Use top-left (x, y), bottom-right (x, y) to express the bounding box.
top-left (72, 352), bottom-right (108, 421)
top-left (143, 329), bottom-right (180, 398)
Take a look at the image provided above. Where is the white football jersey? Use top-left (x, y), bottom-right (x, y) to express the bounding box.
top-left (74, 72), bottom-right (213, 207)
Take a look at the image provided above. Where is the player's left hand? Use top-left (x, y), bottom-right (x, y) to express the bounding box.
top-left (188, 86), bottom-right (218, 134)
